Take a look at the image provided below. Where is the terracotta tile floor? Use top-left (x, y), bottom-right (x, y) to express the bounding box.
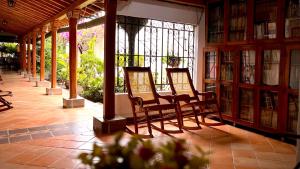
top-left (0, 71), bottom-right (297, 169)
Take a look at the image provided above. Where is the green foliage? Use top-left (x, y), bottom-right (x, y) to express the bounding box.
top-left (44, 37), bottom-right (52, 74)
top-left (78, 36), bottom-right (104, 102)
top-left (116, 54), bottom-right (144, 67)
top-left (57, 53), bottom-right (69, 83)
top-left (0, 43), bottom-right (18, 54)
top-left (78, 133), bottom-right (209, 169)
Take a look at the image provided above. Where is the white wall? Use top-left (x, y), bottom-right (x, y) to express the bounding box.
top-left (117, 0), bottom-right (202, 25)
top-left (115, 0), bottom-right (205, 117)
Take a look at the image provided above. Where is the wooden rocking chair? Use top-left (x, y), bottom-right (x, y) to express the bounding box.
top-left (124, 67), bottom-right (182, 137)
top-left (166, 68), bottom-right (223, 127)
top-left (0, 90), bottom-right (13, 110)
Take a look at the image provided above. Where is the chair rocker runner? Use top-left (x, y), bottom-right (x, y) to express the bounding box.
top-left (166, 68), bottom-right (224, 127)
top-left (124, 67), bottom-right (182, 137)
top-left (0, 90), bottom-right (13, 110)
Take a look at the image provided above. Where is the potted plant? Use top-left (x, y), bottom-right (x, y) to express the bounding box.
top-left (78, 133), bottom-right (209, 169)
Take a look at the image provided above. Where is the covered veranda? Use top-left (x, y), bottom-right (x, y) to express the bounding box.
top-left (0, 0), bottom-right (298, 169)
top-left (0, 72), bottom-right (295, 169)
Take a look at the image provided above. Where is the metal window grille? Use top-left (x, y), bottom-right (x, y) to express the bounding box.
top-left (115, 15), bottom-right (195, 92)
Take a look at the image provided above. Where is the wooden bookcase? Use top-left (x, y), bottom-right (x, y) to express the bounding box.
top-left (204, 0), bottom-right (300, 134)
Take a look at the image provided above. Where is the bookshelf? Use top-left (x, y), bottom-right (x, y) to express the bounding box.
top-left (254, 0), bottom-right (277, 40)
top-left (285, 0), bottom-right (300, 38)
top-left (229, 0), bottom-right (247, 41)
top-left (207, 2), bottom-right (224, 43)
top-left (204, 0), bottom-right (300, 134)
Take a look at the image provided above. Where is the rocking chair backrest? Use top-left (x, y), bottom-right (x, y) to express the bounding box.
top-left (166, 68), bottom-right (199, 101)
top-left (124, 67), bottom-right (158, 104)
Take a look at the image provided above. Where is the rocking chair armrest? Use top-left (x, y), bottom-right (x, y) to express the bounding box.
top-left (131, 97), bottom-right (144, 107)
top-left (157, 94), bottom-right (175, 103)
top-left (196, 91), bottom-right (216, 99)
top-left (174, 94), bottom-right (191, 103)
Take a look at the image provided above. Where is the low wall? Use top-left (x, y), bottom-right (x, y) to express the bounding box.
top-left (115, 91), bottom-right (171, 118)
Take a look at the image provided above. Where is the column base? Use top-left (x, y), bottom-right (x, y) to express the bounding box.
top-left (93, 116), bottom-right (126, 135)
top-left (46, 87), bottom-right (62, 95)
top-left (23, 73), bottom-right (32, 78)
top-left (29, 77), bottom-right (39, 82)
top-left (36, 81), bottom-right (50, 87)
top-left (19, 71), bottom-right (26, 75)
top-left (63, 98), bottom-right (85, 108)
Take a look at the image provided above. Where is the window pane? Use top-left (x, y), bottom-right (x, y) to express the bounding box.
top-left (289, 49), bottom-right (300, 89)
top-left (205, 51), bottom-right (216, 79)
top-left (260, 91), bottom-right (278, 129)
top-left (240, 50), bottom-right (255, 84)
top-left (262, 50), bottom-right (280, 85)
top-left (220, 84), bottom-right (233, 116)
top-left (287, 95), bottom-right (299, 133)
top-left (239, 89), bottom-right (254, 122)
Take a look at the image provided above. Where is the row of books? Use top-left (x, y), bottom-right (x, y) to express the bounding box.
top-left (208, 32), bottom-right (224, 43)
top-left (229, 16), bottom-right (247, 32)
top-left (289, 65), bottom-right (300, 89)
top-left (229, 32), bottom-right (246, 41)
top-left (261, 109), bottom-right (278, 129)
top-left (286, 0), bottom-right (300, 18)
top-left (255, 2), bottom-right (277, 22)
top-left (230, 2), bottom-right (246, 17)
top-left (221, 64), bottom-right (233, 81)
top-left (255, 22), bottom-right (277, 39)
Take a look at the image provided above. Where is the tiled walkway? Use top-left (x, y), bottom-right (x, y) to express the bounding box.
top-left (0, 71), bottom-right (297, 169)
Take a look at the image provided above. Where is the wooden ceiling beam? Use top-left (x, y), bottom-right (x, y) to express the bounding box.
top-left (0, 2), bottom-right (50, 20)
top-left (27, 0), bottom-right (62, 14)
top-left (37, 0), bottom-right (65, 11)
top-left (0, 6), bottom-right (45, 23)
top-left (31, 0), bottom-right (97, 33)
top-left (18, 0), bottom-right (57, 17)
top-left (47, 0), bottom-right (68, 9)
top-left (158, 0), bottom-right (206, 7)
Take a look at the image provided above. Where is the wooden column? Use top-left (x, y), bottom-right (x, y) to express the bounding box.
top-left (40, 27), bottom-right (46, 81)
top-left (32, 30), bottom-right (37, 78)
top-left (27, 35), bottom-right (31, 75)
top-left (51, 22), bottom-right (58, 88)
top-left (103, 0), bottom-right (117, 120)
top-left (22, 37), bottom-right (27, 72)
top-left (68, 9), bottom-right (80, 99)
top-left (63, 10), bottom-right (84, 108)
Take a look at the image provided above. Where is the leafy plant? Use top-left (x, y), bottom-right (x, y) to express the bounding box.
top-left (78, 133), bottom-right (209, 169)
top-left (78, 36), bottom-right (104, 102)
